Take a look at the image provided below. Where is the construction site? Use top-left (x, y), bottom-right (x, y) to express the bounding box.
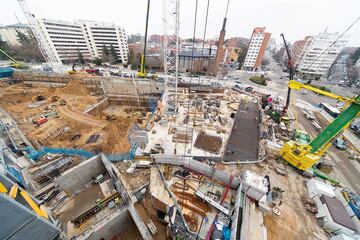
top-left (1, 64), bottom-right (360, 240)
top-left (1, 0), bottom-right (360, 240)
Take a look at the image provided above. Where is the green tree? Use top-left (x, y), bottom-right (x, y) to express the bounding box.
top-left (94, 58), bottom-right (102, 66)
top-left (77, 49), bottom-right (85, 67)
top-left (237, 46), bottom-right (248, 69)
top-left (101, 44), bottom-right (115, 64)
top-left (8, 30), bottom-right (44, 62)
top-left (109, 44), bottom-right (119, 63)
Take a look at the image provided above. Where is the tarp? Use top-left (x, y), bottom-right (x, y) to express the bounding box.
top-left (0, 67), bottom-right (14, 78)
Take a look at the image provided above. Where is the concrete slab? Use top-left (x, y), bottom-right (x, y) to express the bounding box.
top-left (223, 101), bottom-right (260, 162)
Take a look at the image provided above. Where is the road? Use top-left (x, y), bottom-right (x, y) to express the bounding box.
top-left (229, 58), bottom-right (360, 194)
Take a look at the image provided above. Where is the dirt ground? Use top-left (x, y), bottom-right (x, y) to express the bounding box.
top-left (0, 82), bottom-right (143, 154)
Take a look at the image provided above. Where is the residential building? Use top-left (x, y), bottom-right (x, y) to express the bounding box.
top-left (149, 34), bottom-right (162, 43)
top-left (291, 36), bottom-right (312, 67)
top-left (243, 27), bottom-right (271, 71)
top-left (37, 19), bottom-right (129, 63)
top-left (0, 23), bottom-right (30, 46)
top-left (296, 31), bottom-right (349, 79)
top-left (178, 50), bottom-right (215, 73)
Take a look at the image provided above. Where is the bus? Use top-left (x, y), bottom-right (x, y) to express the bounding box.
top-left (319, 102), bottom-right (340, 118)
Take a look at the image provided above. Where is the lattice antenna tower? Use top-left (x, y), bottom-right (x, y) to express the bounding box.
top-left (17, 0), bottom-right (65, 73)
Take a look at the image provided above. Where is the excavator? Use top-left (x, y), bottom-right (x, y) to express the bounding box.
top-left (279, 34), bottom-right (360, 174)
top-left (0, 48), bottom-right (28, 69)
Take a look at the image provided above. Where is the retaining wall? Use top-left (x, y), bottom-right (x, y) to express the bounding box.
top-left (55, 155), bottom-right (105, 194)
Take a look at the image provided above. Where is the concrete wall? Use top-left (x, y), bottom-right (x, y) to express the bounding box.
top-left (101, 78), bottom-right (164, 96)
top-left (154, 155), bottom-right (241, 189)
top-left (86, 209), bottom-right (141, 240)
top-left (55, 155), bottom-right (106, 194)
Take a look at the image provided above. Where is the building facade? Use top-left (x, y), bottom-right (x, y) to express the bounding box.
top-left (243, 27), bottom-right (271, 71)
top-left (178, 51), bottom-right (215, 74)
top-left (0, 24), bottom-right (30, 47)
top-left (295, 31), bottom-right (349, 79)
top-left (37, 19), bottom-right (128, 63)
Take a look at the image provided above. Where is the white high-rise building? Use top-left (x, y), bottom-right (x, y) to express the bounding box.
top-left (37, 19), bottom-right (129, 63)
top-left (297, 31), bottom-right (349, 79)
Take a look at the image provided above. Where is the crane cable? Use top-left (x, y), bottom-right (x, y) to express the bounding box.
top-left (183, 0), bottom-right (199, 157)
top-left (190, 0), bottom-right (211, 155)
top-left (303, 15), bottom-right (360, 72)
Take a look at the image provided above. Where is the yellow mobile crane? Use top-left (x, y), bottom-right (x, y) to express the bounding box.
top-left (279, 34), bottom-right (360, 173)
top-left (280, 80), bottom-right (360, 171)
top-left (137, 0), bottom-right (151, 78)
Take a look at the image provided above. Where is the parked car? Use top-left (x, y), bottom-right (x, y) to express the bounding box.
top-left (338, 80), bottom-right (345, 86)
top-left (332, 138), bottom-right (347, 150)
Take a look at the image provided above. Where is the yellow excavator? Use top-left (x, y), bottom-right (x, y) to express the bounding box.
top-left (0, 48), bottom-right (28, 69)
top-left (0, 182), bottom-right (49, 219)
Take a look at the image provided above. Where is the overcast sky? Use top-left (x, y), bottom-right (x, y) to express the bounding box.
top-left (2, 0), bottom-right (360, 46)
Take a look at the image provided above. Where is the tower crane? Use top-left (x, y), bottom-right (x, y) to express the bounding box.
top-left (17, 0), bottom-right (65, 73)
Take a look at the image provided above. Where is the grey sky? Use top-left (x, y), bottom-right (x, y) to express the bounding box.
top-left (2, 0), bottom-right (360, 46)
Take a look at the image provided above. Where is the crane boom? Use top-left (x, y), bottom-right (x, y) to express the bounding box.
top-left (309, 96), bottom-right (360, 153)
top-left (17, 0), bottom-right (65, 73)
top-left (280, 80), bottom-right (360, 171)
top-left (0, 48), bottom-right (18, 64)
top-left (288, 80), bottom-right (352, 103)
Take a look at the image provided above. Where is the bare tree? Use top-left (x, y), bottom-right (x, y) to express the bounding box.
top-left (347, 66), bottom-right (360, 86)
top-left (261, 58), bottom-right (270, 67)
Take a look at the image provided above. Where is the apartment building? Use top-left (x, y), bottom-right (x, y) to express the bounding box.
top-left (291, 36), bottom-right (312, 67)
top-left (38, 19), bottom-right (128, 63)
top-left (243, 27), bottom-right (271, 71)
top-left (295, 31), bottom-right (349, 79)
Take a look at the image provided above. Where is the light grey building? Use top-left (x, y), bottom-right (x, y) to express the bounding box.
top-left (297, 31), bottom-right (349, 79)
top-left (37, 19), bottom-right (129, 63)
